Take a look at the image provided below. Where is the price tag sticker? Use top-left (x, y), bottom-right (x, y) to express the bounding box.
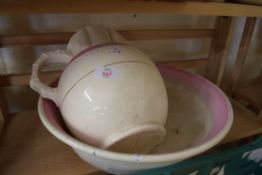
top-left (95, 66), bottom-right (118, 80)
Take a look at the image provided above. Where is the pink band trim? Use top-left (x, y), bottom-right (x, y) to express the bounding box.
top-left (158, 64), bottom-right (229, 144)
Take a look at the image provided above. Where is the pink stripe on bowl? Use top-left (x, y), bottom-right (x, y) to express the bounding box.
top-left (158, 64), bottom-right (230, 143)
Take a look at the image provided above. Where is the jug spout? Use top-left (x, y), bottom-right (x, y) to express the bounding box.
top-left (67, 26), bottom-right (128, 56)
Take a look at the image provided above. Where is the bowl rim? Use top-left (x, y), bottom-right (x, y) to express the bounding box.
top-left (37, 64), bottom-right (233, 163)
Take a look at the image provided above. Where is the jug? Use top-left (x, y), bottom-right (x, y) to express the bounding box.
top-left (30, 27), bottom-right (168, 153)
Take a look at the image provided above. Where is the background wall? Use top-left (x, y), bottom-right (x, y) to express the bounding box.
top-left (0, 14), bottom-right (215, 74)
top-left (222, 17), bottom-right (262, 90)
top-left (242, 18), bottom-right (262, 81)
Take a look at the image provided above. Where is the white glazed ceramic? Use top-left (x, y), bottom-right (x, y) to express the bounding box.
top-left (37, 65), bottom-right (233, 175)
top-left (30, 27), bottom-right (168, 153)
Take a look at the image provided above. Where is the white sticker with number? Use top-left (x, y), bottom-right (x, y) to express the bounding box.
top-left (95, 66), bottom-right (118, 80)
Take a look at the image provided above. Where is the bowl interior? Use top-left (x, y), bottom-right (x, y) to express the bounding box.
top-left (41, 65), bottom-right (231, 154)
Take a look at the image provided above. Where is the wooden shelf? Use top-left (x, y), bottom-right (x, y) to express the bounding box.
top-left (0, 111), bottom-right (98, 175)
top-left (220, 100), bottom-right (262, 144)
top-left (0, 110), bottom-right (4, 134)
top-left (0, 100), bottom-right (261, 175)
top-left (0, 121), bottom-right (3, 135)
top-left (0, 1), bottom-right (261, 173)
top-left (0, 0), bottom-right (262, 17)
top-left (234, 77), bottom-right (262, 108)
top-left (0, 29), bottom-right (213, 47)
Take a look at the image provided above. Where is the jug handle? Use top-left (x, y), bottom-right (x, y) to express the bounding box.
top-left (30, 50), bottom-right (71, 106)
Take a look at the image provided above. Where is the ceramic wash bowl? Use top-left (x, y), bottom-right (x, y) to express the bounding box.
top-left (37, 64), bottom-right (233, 175)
